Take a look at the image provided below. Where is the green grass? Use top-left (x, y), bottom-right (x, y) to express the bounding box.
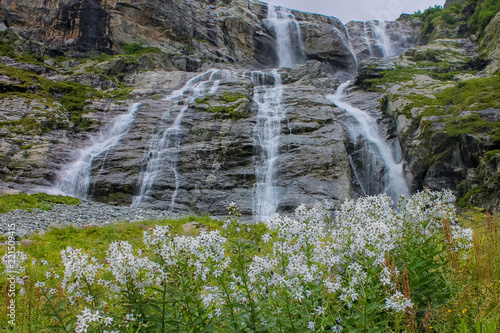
top-left (122, 42), bottom-right (162, 55)
top-left (0, 193), bottom-right (81, 214)
top-left (1, 215), bottom-right (224, 263)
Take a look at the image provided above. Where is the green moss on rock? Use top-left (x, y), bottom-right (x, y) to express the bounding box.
top-left (219, 92), bottom-right (246, 103)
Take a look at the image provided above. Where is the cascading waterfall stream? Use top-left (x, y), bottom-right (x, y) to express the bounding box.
top-left (362, 22), bottom-right (374, 57)
top-left (251, 70), bottom-right (285, 222)
top-left (266, 4), bottom-right (305, 68)
top-left (332, 24), bottom-right (358, 70)
top-left (132, 69), bottom-right (227, 209)
top-left (327, 82), bottom-right (409, 203)
top-left (370, 21), bottom-right (395, 57)
top-left (53, 102), bottom-right (141, 198)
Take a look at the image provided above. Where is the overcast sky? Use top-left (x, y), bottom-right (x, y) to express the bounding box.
top-left (267, 0), bottom-right (446, 23)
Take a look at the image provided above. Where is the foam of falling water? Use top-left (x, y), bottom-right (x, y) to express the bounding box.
top-left (266, 4), bottom-right (304, 68)
top-left (362, 21), bottom-right (374, 57)
top-left (332, 24), bottom-right (358, 70)
top-left (132, 70), bottom-right (227, 209)
top-left (251, 70), bottom-right (285, 222)
top-left (327, 82), bottom-right (409, 202)
top-left (369, 20), bottom-right (395, 57)
top-left (53, 102), bottom-right (141, 198)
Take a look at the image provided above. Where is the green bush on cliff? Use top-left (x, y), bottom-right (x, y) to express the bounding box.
top-left (414, 0), bottom-right (500, 42)
top-left (123, 42), bottom-right (144, 54)
top-left (122, 42), bottom-right (161, 56)
top-left (414, 4), bottom-right (464, 42)
top-left (467, 0), bottom-right (500, 37)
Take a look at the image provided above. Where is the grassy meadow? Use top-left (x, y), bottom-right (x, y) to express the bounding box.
top-left (0, 191), bottom-right (498, 332)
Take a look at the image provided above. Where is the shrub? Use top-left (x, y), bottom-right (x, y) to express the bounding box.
top-left (123, 42), bottom-right (144, 55)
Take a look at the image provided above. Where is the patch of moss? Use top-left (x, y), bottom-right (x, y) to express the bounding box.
top-left (195, 96), bottom-right (210, 104)
top-left (436, 75), bottom-right (500, 113)
top-left (104, 87), bottom-right (132, 101)
top-left (219, 92), bottom-right (246, 103)
top-left (411, 49), bottom-right (448, 62)
top-left (0, 64), bottom-right (107, 128)
top-left (444, 114), bottom-right (498, 138)
top-left (359, 66), bottom-right (436, 91)
top-left (0, 30), bottom-right (46, 66)
top-left (0, 193), bottom-right (81, 214)
top-left (458, 185), bottom-right (487, 208)
top-left (122, 42), bottom-right (162, 56)
top-left (205, 102), bottom-right (250, 120)
top-left (0, 117), bottom-right (49, 135)
top-left (399, 75), bottom-right (500, 120)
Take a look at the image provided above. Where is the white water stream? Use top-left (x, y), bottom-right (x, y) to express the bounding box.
top-left (369, 21), bottom-right (395, 57)
top-left (266, 4), bottom-right (305, 68)
top-left (327, 82), bottom-right (409, 202)
top-left (251, 70), bottom-right (285, 222)
top-left (54, 102), bottom-right (141, 199)
top-left (132, 70), bottom-right (227, 209)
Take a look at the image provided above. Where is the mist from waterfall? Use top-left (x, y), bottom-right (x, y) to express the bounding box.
top-left (132, 70), bottom-right (230, 209)
top-left (327, 82), bottom-right (410, 203)
top-left (53, 103), bottom-right (141, 199)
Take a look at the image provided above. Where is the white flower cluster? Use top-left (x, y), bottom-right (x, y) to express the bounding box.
top-left (75, 307), bottom-right (115, 333)
top-left (61, 247), bottom-right (103, 290)
top-left (143, 226), bottom-right (229, 281)
top-left (106, 241), bottom-right (161, 291)
top-left (385, 290), bottom-right (413, 313)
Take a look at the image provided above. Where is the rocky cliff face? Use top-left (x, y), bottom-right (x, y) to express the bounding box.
top-left (347, 19), bottom-right (421, 61)
top-left (1, 0), bottom-right (498, 217)
top-left (85, 64), bottom-right (353, 217)
top-left (0, 0), bottom-right (359, 71)
top-left (481, 12), bottom-right (500, 74)
top-left (0, 0), bottom-right (374, 219)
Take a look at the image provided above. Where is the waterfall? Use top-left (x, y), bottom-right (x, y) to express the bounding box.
top-left (266, 4), bottom-right (304, 68)
top-left (327, 82), bottom-right (409, 203)
top-left (332, 24), bottom-right (358, 70)
top-left (251, 70), bottom-right (285, 222)
top-left (360, 20), bottom-right (414, 58)
top-left (54, 102), bottom-right (141, 199)
top-left (370, 21), bottom-right (395, 57)
top-left (362, 22), bottom-right (374, 57)
top-left (132, 69), bottom-right (226, 209)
